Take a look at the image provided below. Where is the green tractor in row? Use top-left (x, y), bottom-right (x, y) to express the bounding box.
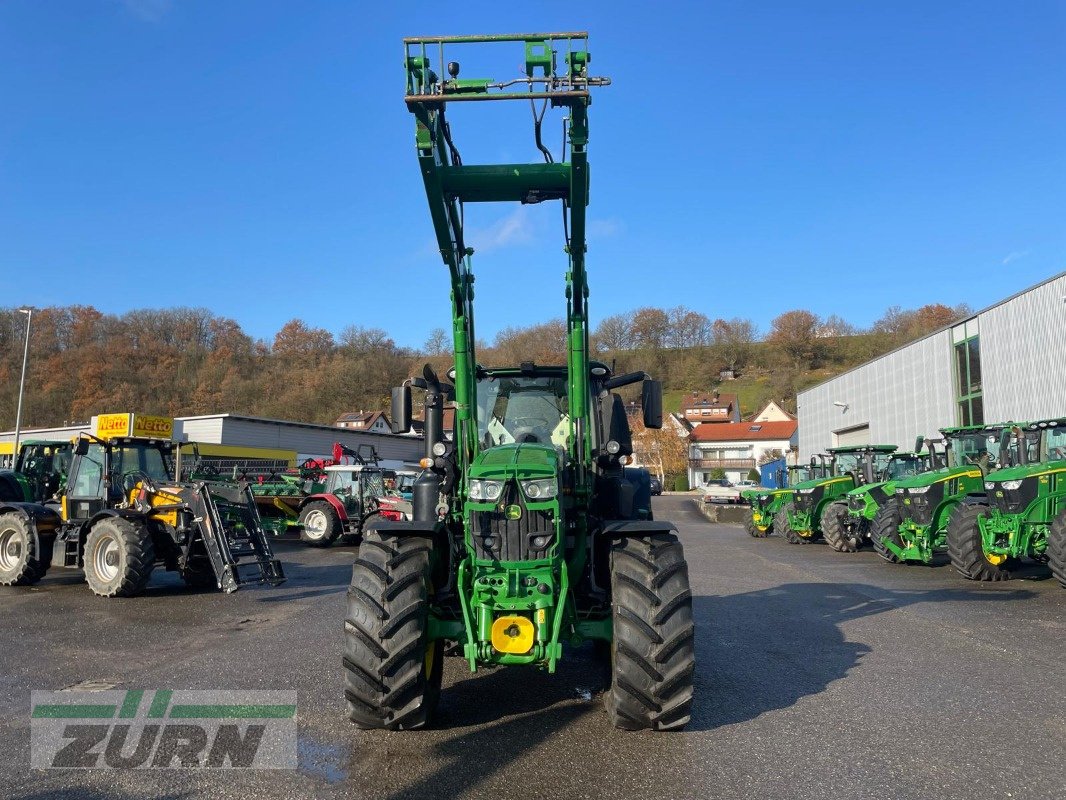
top-left (781, 445), bottom-right (899, 545)
top-left (948, 418), bottom-right (1066, 585)
top-left (0, 440), bottom-right (72, 504)
top-left (743, 464), bottom-right (820, 538)
top-left (820, 445), bottom-right (933, 552)
top-left (342, 33), bottom-right (693, 732)
top-left (871, 422), bottom-right (1025, 567)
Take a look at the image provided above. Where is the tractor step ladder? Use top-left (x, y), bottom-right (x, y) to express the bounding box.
top-left (192, 482), bottom-right (285, 593)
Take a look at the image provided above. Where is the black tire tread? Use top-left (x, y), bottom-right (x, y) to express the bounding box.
top-left (83, 516), bottom-right (155, 598)
top-left (1048, 510), bottom-right (1066, 589)
top-left (343, 529), bottom-right (441, 730)
top-left (299, 500), bottom-right (342, 547)
top-left (947, 502), bottom-right (1010, 581)
top-left (821, 500), bottom-right (856, 552)
top-left (871, 498), bottom-right (904, 564)
top-left (0, 511), bottom-right (51, 586)
top-left (605, 533), bottom-right (695, 732)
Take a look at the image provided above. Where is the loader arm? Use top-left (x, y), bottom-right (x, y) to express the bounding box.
top-left (404, 32), bottom-right (603, 485)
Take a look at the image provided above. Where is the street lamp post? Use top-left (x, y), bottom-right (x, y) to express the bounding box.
top-left (13, 306), bottom-right (35, 462)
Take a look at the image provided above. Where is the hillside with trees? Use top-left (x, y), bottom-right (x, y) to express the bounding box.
top-left (0, 301), bottom-right (970, 431)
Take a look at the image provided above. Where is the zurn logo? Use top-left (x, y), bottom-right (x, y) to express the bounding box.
top-left (30, 690), bottom-right (296, 769)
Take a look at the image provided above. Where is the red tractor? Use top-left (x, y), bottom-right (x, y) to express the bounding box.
top-left (295, 446), bottom-right (410, 547)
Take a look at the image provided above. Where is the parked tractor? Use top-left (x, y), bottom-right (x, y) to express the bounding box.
top-left (744, 464), bottom-right (816, 538)
top-left (947, 418), bottom-right (1066, 584)
top-left (343, 33), bottom-right (693, 732)
top-left (296, 461), bottom-right (400, 547)
top-left (0, 413), bottom-right (284, 596)
top-left (821, 445), bottom-right (932, 552)
top-left (0, 440), bottom-right (72, 503)
top-left (871, 422), bottom-right (1025, 567)
top-left (784, 445), bottom-right (899, 544)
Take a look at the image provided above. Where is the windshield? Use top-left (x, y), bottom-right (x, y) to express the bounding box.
top-left (788, 467), bottom-right (811, 484)
top-left (947, 431), bottom-right (1005, 471)
top-left (477, 375), bottom-right (569, 448)
top-left (362, 471), bottom-right (387, 498)
top-left (69, 442), bottom-right (172, 498)
top-left (834, 454), bottom-right (861, 475)
top-left (887, 456), bottom-right (923, 480)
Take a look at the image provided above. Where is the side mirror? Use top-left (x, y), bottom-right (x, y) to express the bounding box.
top-left (74, 438), bottom-right (90, 456)
top-left (391, 386), bottom-right (412, 434)
top-left (914, 435), bottom-right (924, 454)
top-left (642, 380), bottom-right (663, 429)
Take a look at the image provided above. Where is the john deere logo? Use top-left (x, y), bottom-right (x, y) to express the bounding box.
top-left (505, 504), bottom-right (522, 520)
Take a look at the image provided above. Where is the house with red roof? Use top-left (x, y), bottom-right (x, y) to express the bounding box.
top-left (688, 409), bottom-right (798, 487)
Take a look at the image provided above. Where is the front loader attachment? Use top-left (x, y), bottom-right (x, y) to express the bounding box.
top-left (188, 482), bottom-right (285, 592)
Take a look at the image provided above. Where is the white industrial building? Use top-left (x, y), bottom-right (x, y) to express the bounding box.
top-left (798, 272), bottom-right (1066, 459)
top-left (0, 413), bottom-right (423, 471)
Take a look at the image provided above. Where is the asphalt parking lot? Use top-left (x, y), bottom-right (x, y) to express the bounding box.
top-left (2, 495), bottom-right (1063, 800)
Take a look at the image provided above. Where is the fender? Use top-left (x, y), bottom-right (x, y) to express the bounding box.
top-left (370, 520), bottom-right (441, 536)
top-left (300, 493), bottom-right (349, 522)
top-left (600, 520), bottom-right (679, 538)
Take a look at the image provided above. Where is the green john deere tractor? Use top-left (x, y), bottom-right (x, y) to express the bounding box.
top-left (820, 444), bottom-right (933, 553)
top-left (744, 464), bottom-right (817, 538)
top-left (342, 33), bottom-right (694, 732)
top-left (947, 418), bottom-right (1066, 584)
top-left (783, 445), bottom-right (899, 545)
top-left (0, 440), bottom-right (72, 503)
top-left (871, 422), bottom-right (1025, 567)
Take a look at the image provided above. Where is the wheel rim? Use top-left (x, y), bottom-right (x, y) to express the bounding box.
top-left (92, 533), bottom-right (121, 582)
top-left (0, 527), bottom-right (23, 572)
top-left (304, 509), bottom-right (328, 539)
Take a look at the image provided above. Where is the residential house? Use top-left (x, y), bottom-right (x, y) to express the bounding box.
top-left (751, 400), bottom-right (796, 423)
top-left (688, 417), bottom-right (799, 487)
top-left (334, 411), bottom-right (392, 434)
top-left (681, 390), bottom-right (740, 426)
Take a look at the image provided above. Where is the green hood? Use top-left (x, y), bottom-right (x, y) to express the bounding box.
top-left (893, 465), bottom-right (981, 490)
top-left (985, 461), bottom-right (1066, 484)
top-left (469, 443), bottom-right (559, 481)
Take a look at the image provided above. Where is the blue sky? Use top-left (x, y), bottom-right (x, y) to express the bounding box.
top-left (1, 1), bottom-right (1063, 349)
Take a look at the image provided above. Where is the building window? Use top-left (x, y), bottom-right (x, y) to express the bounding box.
top-left (952, 320), bottom-right (982, 425)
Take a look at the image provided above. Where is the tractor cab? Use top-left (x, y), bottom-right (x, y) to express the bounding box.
top-left (0, 439), bottom-right (72, 503)
top-left (64, 435), bottom-right (175, 523)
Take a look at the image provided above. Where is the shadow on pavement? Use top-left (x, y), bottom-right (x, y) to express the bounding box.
top-left (689, 581), bottom-right (1037, 732)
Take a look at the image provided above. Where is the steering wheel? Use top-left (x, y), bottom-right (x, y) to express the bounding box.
top-left (122, 470), bottom-right (155, 495)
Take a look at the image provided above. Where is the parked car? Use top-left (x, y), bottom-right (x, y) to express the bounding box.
top-left (734, 479), bottom-right (759, 490)
top-left (649, 477), bottom-right (663, 496)
top-left (700, 479), bottom-right (743, 504)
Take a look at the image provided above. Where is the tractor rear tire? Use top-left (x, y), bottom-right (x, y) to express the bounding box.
top-left (947, 503), bottom-right (1010, 581)
top-left (83, 517), bottom-right (155, 597)
top-left (605, 533), bottom-right (695, 731)
top-left (1048, 510), bottom-right (1066, 588)
top-left (343, 529), bottom-right (442, 730)
top-left (871, 498), bottom-right (904, 564)
top-left (0, 512), bottom-right (50, 586)
top-left (299, 501), bottom-right (342, 547)
top-left (746, 516), bottom-right (770, 538)
top-left (820, 501), bottom-right (857, 552)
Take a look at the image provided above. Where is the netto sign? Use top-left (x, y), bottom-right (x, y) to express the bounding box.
top-left (93, 413), bottom-right (174, 440)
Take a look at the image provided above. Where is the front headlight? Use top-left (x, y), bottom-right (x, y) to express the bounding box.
top-left (520, 478), bottom-right (558, 500)
top-left (984, 482), bottom-right (995, 491)
top-left (908, 485), bottom-right (931, 495)
top-left (469, 479), bottom-right (504, 501)
top-left (798, 488), bottom-right (815, 495)
top-left (998, 479), bottom-right (1023, 491)
top-left (758, 494), bottom-right (770, 502)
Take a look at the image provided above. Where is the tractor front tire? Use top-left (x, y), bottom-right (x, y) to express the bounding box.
top-left (83, 517), bottom-right (155, 597)
top-left (775, 504), bottom-right (795, 542)
top-left (1048, 510), bottom-right (1066, 588)
top-left (0, 512), bottom-right (51, 586)
top-left (746, 516), bottom-right (770, 538)
top-left (820, 501), bottom-right (857, 552)
top-left (299, 501), bottom-right (342, 547)
top-left (606, 533), bottom-right (695, 731)
top-left (871, 498), bottom-right (904, 564)
top-left (343, 530), bottom-right (442, 730)
top-left (947, 503), bottom-right (1010, 581)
